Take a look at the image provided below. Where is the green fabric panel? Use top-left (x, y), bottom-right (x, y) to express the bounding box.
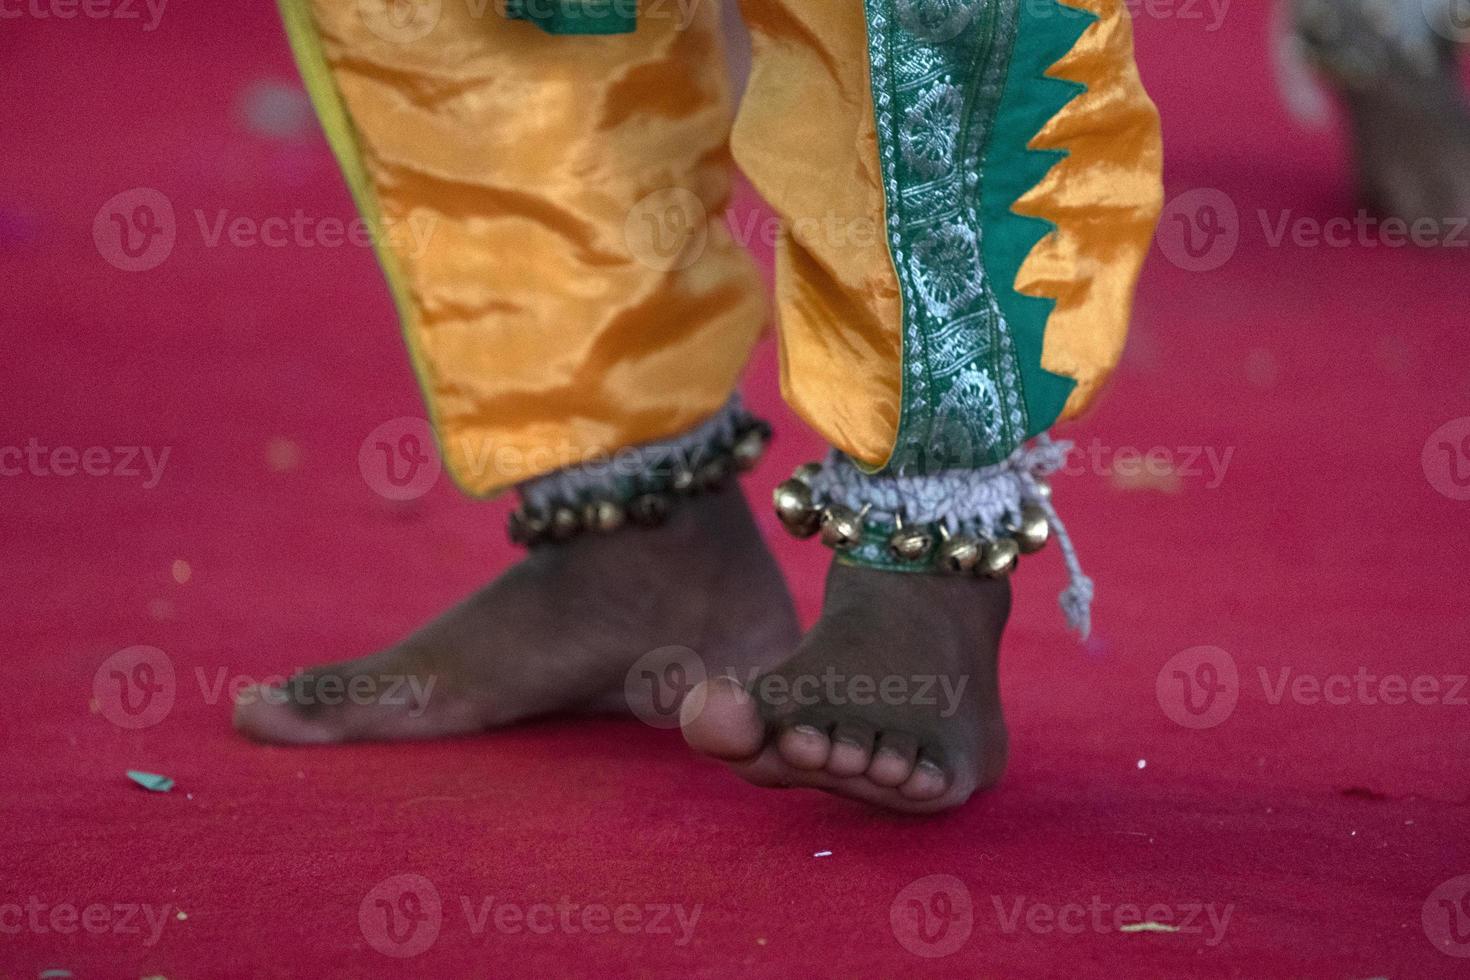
top-left (978, 0), bottom-right (1094, 440)
top-left (505, 0), bottom-right (636, 35)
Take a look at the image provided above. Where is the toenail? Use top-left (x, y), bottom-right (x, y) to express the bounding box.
top-left (917, 760), bottom-right (945, 777)
top-left (792, 724), bottom-right (824, 738)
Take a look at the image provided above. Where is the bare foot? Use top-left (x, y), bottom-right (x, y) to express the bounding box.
top-left (233, 490), bottom-right (798, 744)
top-left (682, 562), bottom-right (1009, 814)
top-left (1295, 0), bottom-right (1470, 221)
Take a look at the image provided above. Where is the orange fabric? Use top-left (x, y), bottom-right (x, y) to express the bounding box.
top-left (289, 0), bottom-right (1158, 488)
top-left (730, 0), bottom-right (904, 469)
top-left (1017, 0), bottom-right (1164, 421)
top-left (301, 0), bottom-right (766, 496)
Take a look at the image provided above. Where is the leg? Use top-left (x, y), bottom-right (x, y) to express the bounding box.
top-left (683, 0), bottom-right (1163, 811)
top-left (1292, 0), bottom-right (1470, 221)
top-left (237, 0), bottom-right (796, 743)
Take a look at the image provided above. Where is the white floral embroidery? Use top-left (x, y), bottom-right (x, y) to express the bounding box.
top-left (900, 82), bottom-right (963, 177)
top-left (910, 221), bottom-right (984, 319)
top-left (897, 0), bottom-right (984, 44)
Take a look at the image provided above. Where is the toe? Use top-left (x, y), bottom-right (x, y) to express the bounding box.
top-left (777, 723), bottom-right (832, 771)
top-left (826, 722), bottom-right (875, 778)
top-left (867, 732), bottom-right (919, 788)
top-left (898, 756), bottom-right (950, 801)
top-left (681, 676), bottom-right (764, 761)
top-left (232, 681), bottom-right (342, 745)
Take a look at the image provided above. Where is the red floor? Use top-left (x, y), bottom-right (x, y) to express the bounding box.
top-left (3, 5), bottom-right (1469, 978)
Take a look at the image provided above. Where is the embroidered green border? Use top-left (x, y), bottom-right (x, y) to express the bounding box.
top-left (506, 0), bottom-right (636, 35)
top-left (863, 0), bottom-right (1093, 478)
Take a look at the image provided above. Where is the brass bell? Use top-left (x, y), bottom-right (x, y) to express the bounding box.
top-left (1010, 503), bottom-right (1050, 554)
top-left (628, 493), bottom-right (673, 527)
top-left (696, 456), bottom-right (732, 492)
top-left (773, 479), bottom-right (821, 538)
top-left (887, 515), bottom-right (934, 563)
top-left (937, 530), bottom-right (983, 575)
top-left (671, 467), bottom-right (697, 494)
top-left (548, 506), bottom-right (582, 541)
top-left (791, 462), bottom-right (823, 486)
top-left (508, 507), bottom-right (550, 547)
top-left (583, 499), bottom-right (626, 534)
top-left (731, 423), bottom-right (770, 472)
top-left (979, 537), bottom-right (1020, 579)
top-left (819, 505), bottom-right (866, 552)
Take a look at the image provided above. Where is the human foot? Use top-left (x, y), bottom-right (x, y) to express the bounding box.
top-left (1294, 0), bottom-right (1470, 221)
top-left (682, 561), bottom-right (1009, 814)
top-left (233, 489), bottom-right (798, 744)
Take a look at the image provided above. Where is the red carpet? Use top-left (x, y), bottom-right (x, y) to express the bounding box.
top-left (3, 5), bottom-right (1468, 978)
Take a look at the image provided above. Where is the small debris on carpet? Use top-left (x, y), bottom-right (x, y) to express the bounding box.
top-left (1120, 922), bottom-right (1181, 935)
top-left (126, 771), bottom-right (174, 793)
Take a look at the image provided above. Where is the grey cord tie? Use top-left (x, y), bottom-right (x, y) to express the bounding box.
top-left (519, 396), bottom-right (745, 511)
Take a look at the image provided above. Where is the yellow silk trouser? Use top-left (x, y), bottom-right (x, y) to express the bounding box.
top-left (280, 0), bottom-right (1161, 496)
